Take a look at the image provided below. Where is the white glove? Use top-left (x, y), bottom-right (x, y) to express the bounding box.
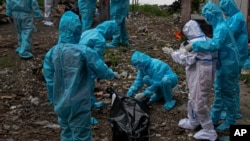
top-left (134, 93), bottom-right (145, 100)
top-left (162, 47), bottom-right (174, 55)
top-left (113, 72), bottom-right (120, 79)
top-left (180, 42), bottom-right (192, 55)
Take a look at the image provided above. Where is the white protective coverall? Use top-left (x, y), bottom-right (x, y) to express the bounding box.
top-left (171, 20), bottom-right (218, 141)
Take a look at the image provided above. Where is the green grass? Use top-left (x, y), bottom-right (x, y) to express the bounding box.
top-left (130, 4), bottom-right (172, 17)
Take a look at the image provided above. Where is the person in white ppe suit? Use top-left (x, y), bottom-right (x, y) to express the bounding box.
top-left (43, 0), bottom-right (59, 26)
top-left (43, 10), bottom-right (119, 140)
top-left (171, 20), bottom-right (218, 141)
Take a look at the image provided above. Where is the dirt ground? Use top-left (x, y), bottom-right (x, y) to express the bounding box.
top-left (0, 13), bottom-right (250, 141)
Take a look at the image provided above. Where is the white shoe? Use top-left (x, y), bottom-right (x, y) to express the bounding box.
top-left (193, 129), bottom-right (217, 141)
top-left (43, 21), bottom-right (54, 26)
top-left (178, 118), bottom-right (199, 130)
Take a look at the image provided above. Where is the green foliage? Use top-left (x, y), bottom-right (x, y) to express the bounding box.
top-left (241, 74), bottom-right (250, 84)
top-left (0, 56), bottom-right (15, 68)
top-left (104, 50), bottom-right (118, 67)
top-left (37, 0), bottom-right (43, 6)
top-left (130, 4), bottom-right (169, 17)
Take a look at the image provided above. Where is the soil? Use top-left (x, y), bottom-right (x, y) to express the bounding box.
top-left (0, 13), bottom-right (250, 141)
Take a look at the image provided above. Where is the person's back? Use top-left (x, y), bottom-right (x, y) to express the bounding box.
top-left (220, 0), bottom-right (248, 68)
top-left (43, 10), bottom-right (116, 140)
top-left (192, 1), bottom-right (239, 132)
top-left (5, 0), bottom-right (42, 59)
top-left (219, 0), bottom-right (249, 120)
top-left (79, 20), bottom-right (120, 58)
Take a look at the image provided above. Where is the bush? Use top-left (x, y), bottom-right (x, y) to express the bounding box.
top-left (130, 4), bottom-right (169, 17)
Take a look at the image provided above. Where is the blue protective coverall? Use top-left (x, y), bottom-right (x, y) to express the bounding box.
top-left (171, 20), bottom-right (218, 141)
top-left (5, 0), bottom-right (42, 59)
top-left (43, 11), bottom-right (116, 141)
top-left (79, 20), bottom-right (120, 109)
top-left (127, 51), bottom-right (178, 110)
top-left (79, 20), bottom-right (120, 59)
top-left (78, 0), bottom-right (96, 32)
top-left (219, 0), bottom-right (249, 120)
top-left (107, 0), bottom-right (129, 47)
top-left (192, 1), bottom-right (240, 131)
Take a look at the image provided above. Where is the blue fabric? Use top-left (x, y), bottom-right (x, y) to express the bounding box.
top-left (220, 0), bottom-right (249, 118)
top-left (43, 11), bottom-right (115, 140)
top-left (79, 20), bottom-right (119, 109)
top-left (192, 2), bottom-right (239, 131)
top-left (78, 0), bottom-right (96, 32)
top-left (108, 0), bottom-right (129, 47)
top-left (58, 11), bottom-right (82, 44)
top-left (244, 57), bottom-right (250, 69)
top-left (6, 0), bottom-right (42, 59)
top-left (79, 20), bottom-right (120, 59)
top-left (127, 51), bottom-right (178, 110)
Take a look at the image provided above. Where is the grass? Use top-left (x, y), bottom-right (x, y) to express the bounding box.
top-left (130, 4), bottom-right (171, 17)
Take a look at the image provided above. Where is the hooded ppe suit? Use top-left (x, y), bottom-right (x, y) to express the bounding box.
top-left (219, 0), bottom-right (249, 120)
top-left (78, 0), bottom-right (96, 32)
top-left (106, 0), bottom-right (129, 47)
top-left (171, 20), bottom-right (217, 141)
top-left (192, 1), bottom-right (240, 131)
top-left (79, 20), bottom-right (120, 109)
top-left (127, 51), bottom-right (178, 110)
top-left (43, 11), bottom-right (116, 141)
top-left (5, 0), bottom-right (42, 59)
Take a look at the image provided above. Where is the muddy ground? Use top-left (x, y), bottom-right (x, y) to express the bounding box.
top-left (0, 13), bottom-right (250, 141)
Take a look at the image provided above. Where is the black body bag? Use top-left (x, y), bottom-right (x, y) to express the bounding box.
top-left (107, 88), bottom-right (151, 141)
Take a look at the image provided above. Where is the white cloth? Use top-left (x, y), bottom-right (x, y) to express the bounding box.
top-left (193, 129), bottom-right (217, 141)
top-left (178, 118), bottom-right (199, 130)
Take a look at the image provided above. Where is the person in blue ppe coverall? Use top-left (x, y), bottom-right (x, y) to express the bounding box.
top-left (171, 20), bottom-right (218, 141)
top-left (106, 0), bottom-right (130, 48)
top-left (5, 0), bottom-right (42, 59)
top-left (79, 20), bottom-right (120, 59)
top-left (43, 11), bottom-right (118, 141)
top-left (127, 51), bottom-right (178, 110)
top-left (78, 0), bottom-right (96, 32)
top-left (79, 20), bottom-right (120, 125)
top-left (190, 1), bottom-right (240, 131)
top-left (219, 0), bottom-right (249, 120)
top-left (244, 57), bottom-right (250, 69)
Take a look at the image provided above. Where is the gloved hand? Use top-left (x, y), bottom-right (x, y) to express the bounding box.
top-left (135, 93), bottom-right (145, 100)
top-left (180, 41), bottom-right (192, 55)
top-left (162, 47), bottom-right (174, 55)
top-left (113, 72), bottom-right (120, 79)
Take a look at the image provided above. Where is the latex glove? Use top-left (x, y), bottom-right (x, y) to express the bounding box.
top-left (135, 93), bottom-right (145, 100)
top-left (162, 47), bottom-right (174, 55)
top-left (113, 72), bottom-right (120, 79)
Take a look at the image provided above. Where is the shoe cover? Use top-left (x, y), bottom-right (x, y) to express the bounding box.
top-left (91, 117), bottom-right (98, 125)
top-left (193, 129), bottom-right (217, 141)
top-left (106, 42), bottom-right (118, 48)
top-left (220, 111), bottom-right (242, 120)
top-left (43, 21), bottom-right (54, 26)
top-left (15, 47), bottom-right (21, 53)
top-left (19, 51), bottom-right (33, 59)
top-left (178, 118), bottom-right (199, 130)
top-left (93, 101), bottom-right (104, 108)
top-left (216, 122), bottom-right (230, 131)
top-left (163, 99), bottom-right (176, 110)
top-left (149, 93), bottom-right (162, 102)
